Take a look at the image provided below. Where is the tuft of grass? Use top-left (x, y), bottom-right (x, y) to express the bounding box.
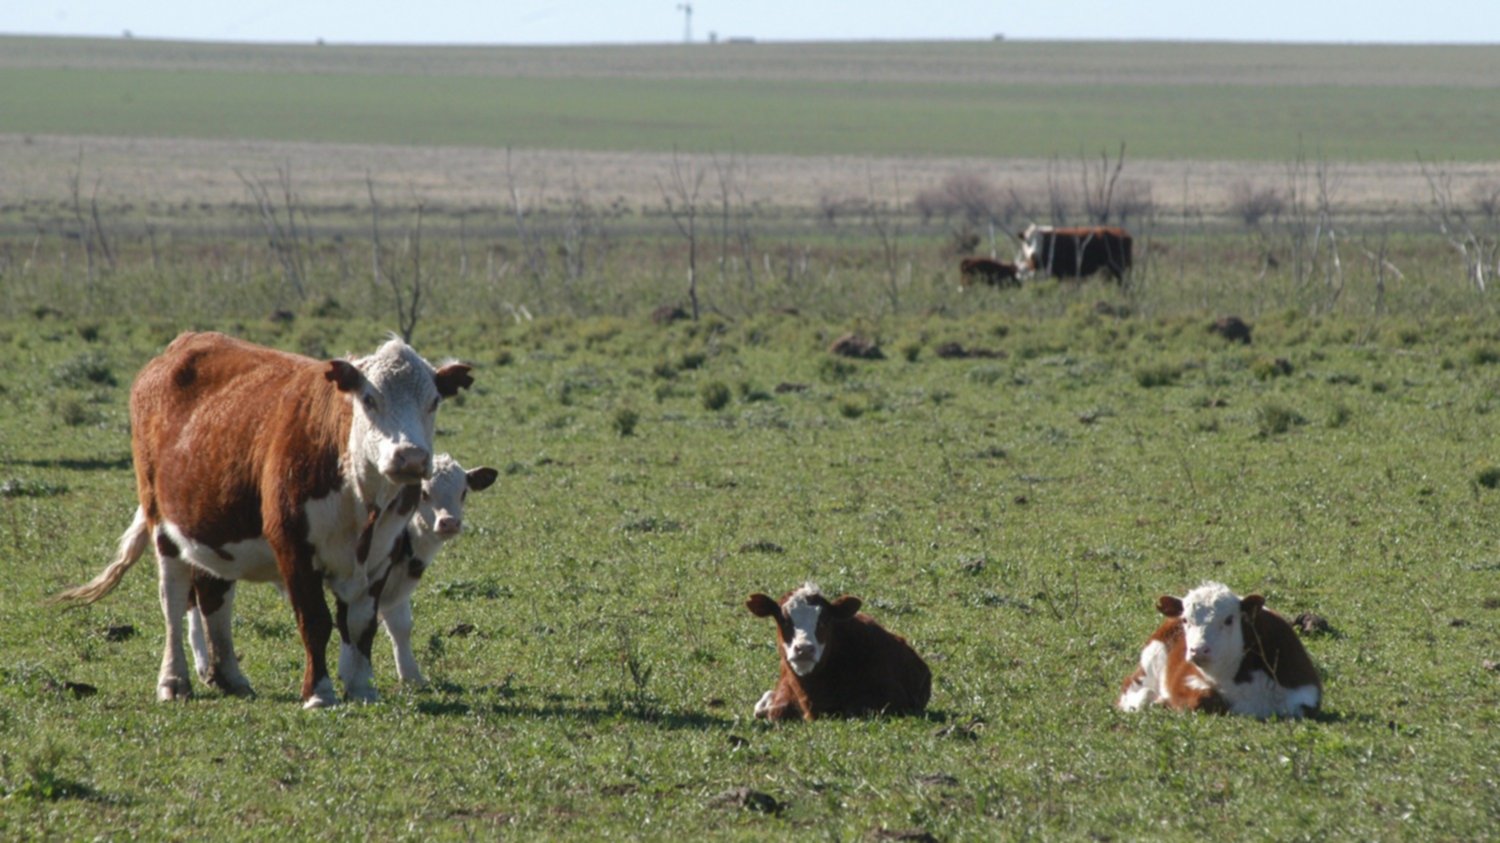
top-left (611, 407), bottom-right (640, 437)
top-left (1251, 356), bottom-right (1294, 380)
top-left (51, 351), bottom-right (116, 388)
top-left (1255, 402), bottom-right (1306, 436)
top-left (700, 381), bottom-right (731, 411)
top-left (1135, 362), bottom-right (1181, 388)
top-left (1475, 466), bottom-right (1500, 489)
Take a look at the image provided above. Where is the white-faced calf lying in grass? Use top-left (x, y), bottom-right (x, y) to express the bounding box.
top-left (1117, 581), bottom-right (1322, 718)
top-left (187, 454), bottom-right (498, 689)
top-left (745, 583), bottom-right (931, 721)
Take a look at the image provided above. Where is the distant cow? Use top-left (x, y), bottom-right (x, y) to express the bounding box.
top-left (959, 257), bottom-right (1021, 289)
top-left (1117, 582), bottom-right (1322, 719)
top-left (745, 583), bottom-right (931, 721)
top-left (1018, 224), bottom-right (1133, 282)
top-left (55, 332), bottom-right (472, 708)
top-left (1209, 316), bottom-right (1253, 344)
top-left (183, 453), bottom-right (498, 688)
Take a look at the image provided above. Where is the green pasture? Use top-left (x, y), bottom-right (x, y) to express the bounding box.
top-left (3, 37), bottom-right (1500, 160)
top-left (4, 292), bottom-right (1500, 837)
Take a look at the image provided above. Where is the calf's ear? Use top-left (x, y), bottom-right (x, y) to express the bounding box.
top-left (1240, 594), bottom-right (1265, 620)
top-left (1156, 595), bottom-right (1184, 617)
top-left (829, 596), bottom-right (862, 619)
top-left (467, 467), bottom-right (500, 492)
top-left (745, 594), bottom-right (781, 618)
top-left (434, 363), bottom-right (474, 398)
top-left (326, 359), bottom-right (366, 393)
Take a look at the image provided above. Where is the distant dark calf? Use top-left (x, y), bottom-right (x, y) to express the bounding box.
top-left (959, 257), bottom-right (1021, 289)
top-left (746, 583), bottom-right (931, 721)
top-left (1209, 316), bottom-right (1253, 344)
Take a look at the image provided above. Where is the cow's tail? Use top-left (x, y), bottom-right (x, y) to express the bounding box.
top-left (52, 507), bottom-right (151, 606)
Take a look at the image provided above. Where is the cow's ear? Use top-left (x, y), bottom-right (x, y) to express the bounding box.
top-left (466, 467), bottom-right (499, 492)
top-left (434, 363), bottom-right (473, 398)
top-left (1240, 594), bottom-right (1265, 620)
top-left (1156, 595), bottom-right (1184, 617)
top-left (746, 594), bottom-right (781, 618)
top-left (326, 359), bottom-right (365, 393)
top-left (829, 596), bottom-right (862, 619)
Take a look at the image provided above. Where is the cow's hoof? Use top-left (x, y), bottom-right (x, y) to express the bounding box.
top-left (157, 678), bottom-right (193, 701)
top-left (753, 690), bottom-right (775, 719)
top-left (213, 679), bottom-right (257, 699)
top-left (302, 678), bottom-right (339, 710)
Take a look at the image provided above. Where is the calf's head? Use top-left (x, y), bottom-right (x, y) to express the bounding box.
top-left (746, 583), bottom-right (861, 676)
top-left (1156, 581), bottom-right (1265, 682)
top-left (326, 338), bottom-right (473, 485)
top-left (415, 454), bottom-right (499, 541)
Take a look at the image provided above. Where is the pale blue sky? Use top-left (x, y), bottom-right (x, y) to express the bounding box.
top-left (3, 1), bottom-right (1497, 45)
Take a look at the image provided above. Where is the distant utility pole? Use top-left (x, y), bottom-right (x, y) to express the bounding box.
top-left (677, 3), bottom-right (693, 43)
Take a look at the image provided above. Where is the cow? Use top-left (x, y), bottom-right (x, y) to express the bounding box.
top-left (1017, 224), bottom-right (1132, 283)
top-left (182, 453), bottom-right (499, 689)
top-left (54, 331), bottom-right (473, 708)
top-left (1117, 582), bottom-right (1322, 719)
top-left (374, 455), bottom-right (497, 686)
top-left (958, 256), bottom-right (1021, 290)
top-left (745, 583), bottom-right (931, 721)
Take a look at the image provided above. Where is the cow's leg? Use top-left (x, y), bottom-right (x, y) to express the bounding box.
top-left (155, 549), bottom-right (194, 701)
top-left (334, 586), bottom-right (382, 703)
top-left (380, 595), bottom-right (426, 686)
top-left (281, 559), bottom-right (337, 709)
top-left (191, 573), bottom-right (255, 698)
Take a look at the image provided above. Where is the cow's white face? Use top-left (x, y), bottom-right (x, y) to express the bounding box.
top-left (331, 339), bottom-right (471, 487)
top-left (746, 583), bottom-right (862, 678)
top-left (781, 588), bottom-right (826, 676)
top-left (412, 455), bottom-right (499, 545)
top-left (1016, 223), bottom-right (1042, 269)
top-left (1174, 582), bottom-right (1246, 682)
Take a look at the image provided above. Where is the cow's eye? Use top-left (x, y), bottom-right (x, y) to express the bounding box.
top-left (361, 394), bottom-right (378, 412)
top-left (1225, 616), bottom-right (1234, 626)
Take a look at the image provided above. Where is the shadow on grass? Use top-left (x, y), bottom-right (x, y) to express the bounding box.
top-left (2, 454), bottom-right (133, 472)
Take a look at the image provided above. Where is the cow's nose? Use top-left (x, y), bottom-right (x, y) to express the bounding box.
top-left (792, 642), bottom-right (815, 659)
top-left (436, 515), bottom-right (461, 536)
top-left (390, 446), bottom-right (431, 480)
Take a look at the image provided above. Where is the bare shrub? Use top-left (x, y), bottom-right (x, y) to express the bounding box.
top-left (912, 170), bottom-right (1001, 225)
top-left (1228, 180), bottom-right (1286, 228)
top-left (1112, 179), bottom-right (1155, 227)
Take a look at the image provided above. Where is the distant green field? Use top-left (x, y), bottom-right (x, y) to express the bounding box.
top-left (3, 37), bottom-right (1499, 161)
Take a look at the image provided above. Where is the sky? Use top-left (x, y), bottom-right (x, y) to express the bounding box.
top-left (2, 1), bottom-right (1498, 46)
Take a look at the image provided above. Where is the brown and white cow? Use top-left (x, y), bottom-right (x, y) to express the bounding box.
top-left (958, 256), bottom-right (1021, 290)
top-left (1117, 582), bottom-right (1322, 719)
top-left (55, 331), bottom-right (472, 708)
top-left (1017, 224), bottom-right (1133, 283)
top-left (745, 583), bottom-right (931, 721)
top-left (183, 453), bottom-right (498, 689)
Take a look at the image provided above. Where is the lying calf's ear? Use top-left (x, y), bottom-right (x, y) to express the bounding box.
top-left (829, 596), bottom-right (862, 619)
top-left (745, 593), bottom-right (781, 618)
top-left (1156, 595), bottom-right (1184, 618)
top-left (1240, 594), bottom-right (1265, 620)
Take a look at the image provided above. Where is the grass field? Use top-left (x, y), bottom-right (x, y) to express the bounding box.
top-left (5, 307), bottom-right (1500, 839)
top-left (4, 37), bottom-right (1500, 161)
top-left (2, 33), bottom-right (1500, 841)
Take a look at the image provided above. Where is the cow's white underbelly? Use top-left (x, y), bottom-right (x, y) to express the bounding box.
top-left (160, 487), bottom-right (406, 592)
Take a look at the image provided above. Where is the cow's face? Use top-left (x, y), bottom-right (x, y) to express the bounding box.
top-left (1016, 224), bottom-right (1041, 272)
top-left (746, 584), bottom-right (861, 677)
top-left (414, 454), bottom-right (498, 541)
top-left (327, 339), bottom-right (473, 486)
top-left (1158, 582), bottom-right (1258, 682)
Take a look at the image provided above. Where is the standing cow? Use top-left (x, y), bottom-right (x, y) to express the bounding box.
top-left (55, 332), bottom-right (472, 708)
top-left (1017, 224), bottom-right (1133, 283)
